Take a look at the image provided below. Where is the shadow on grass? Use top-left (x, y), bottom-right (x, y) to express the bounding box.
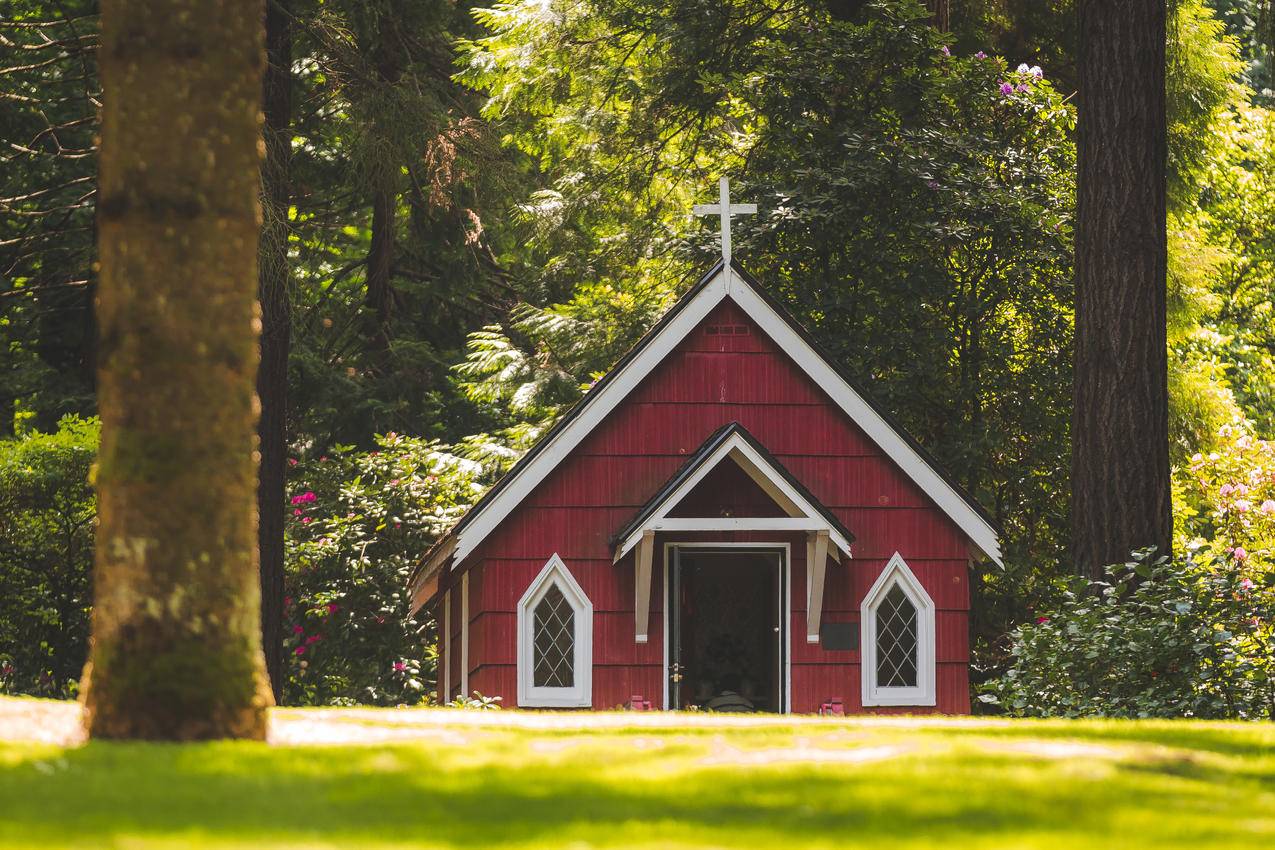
top-left (0, 731), bottom-right (1271, 849)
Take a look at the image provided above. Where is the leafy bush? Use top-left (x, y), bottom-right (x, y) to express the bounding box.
top-left (987, 422), bottom-right (1275, 718)
top-left (0, 416), bottom-right (98, 698)
top-left (282, 433), bottom-right (491, 706)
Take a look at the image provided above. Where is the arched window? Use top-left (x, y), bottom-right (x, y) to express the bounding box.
top-left (518, 554), bottom-right (593, 707)
top-left (860, 553), bottom-right (935, 706)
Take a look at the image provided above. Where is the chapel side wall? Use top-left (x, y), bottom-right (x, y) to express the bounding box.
top-left (460, 298), bottom-right (977, 713)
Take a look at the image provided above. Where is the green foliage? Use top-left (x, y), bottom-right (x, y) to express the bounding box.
top-left (987, 424), bottom-right (1275, 718)
top-left (0, 417), bottom-right (97, 698)
top-left (0, 1), bottom-right (99, 436)
top-left (281, 432), bottom-right (497, 706)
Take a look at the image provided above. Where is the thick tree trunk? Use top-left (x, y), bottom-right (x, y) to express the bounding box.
top-left (83, 0), bottom-right (272, 739)
top-left (1072, 0), bottom-right (1171, 578)
top-left (926, 0), bottom-right (950, 32)
top-left (257, 0), bottom-right (293, 704)
top-left (364, 188), bottom-right (396, 359)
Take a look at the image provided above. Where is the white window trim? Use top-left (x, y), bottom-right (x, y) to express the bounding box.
top-left (860, 552), bottom-right (936, 707)
top-left (517, 554), bottom-right (593, 708)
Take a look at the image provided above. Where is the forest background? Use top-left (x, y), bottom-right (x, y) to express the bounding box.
top-left (2, 0), bottom-right (1273, 712)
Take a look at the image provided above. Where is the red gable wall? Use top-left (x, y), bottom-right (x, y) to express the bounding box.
top-left (456, 298), bottom-right (972, 713)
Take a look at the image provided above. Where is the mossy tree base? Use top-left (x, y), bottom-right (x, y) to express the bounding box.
top-left (82, 0), bottom-right (272, 740)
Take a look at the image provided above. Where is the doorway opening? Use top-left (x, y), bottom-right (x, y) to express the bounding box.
top-left (667, 546), bottom-right (787, 712)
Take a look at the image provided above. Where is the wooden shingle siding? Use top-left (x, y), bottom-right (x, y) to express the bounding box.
top-left (439, 298), bottom-right (976, 713)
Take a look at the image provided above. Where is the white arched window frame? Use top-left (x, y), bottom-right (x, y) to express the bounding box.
top-left (860, 552), bottom-right (936, 707)
top-left (517, 554), bottom-right (593, 707)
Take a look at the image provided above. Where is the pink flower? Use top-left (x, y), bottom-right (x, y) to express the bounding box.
top-left (1240, 578), bottom-right (1255, 591)
top-left (301, 517), bottom-right (311, 524)
top-left (293, 508), bottom-right (303, 516)
top-left (1261, 500), bottom-right (1275, 515)
top-left (288, 458), bottom-right (298, 467)
top-left (1220, 483), bottom-right (1235, 498)
top-left (1035, 616), bottom-right (1050, 625)
top-left (1235, 499), bottom-right (1252, 513)
top-left (294, 646), bottom-right (306, 656)
top-left (940, 45), bottom-right (951, 57)
top-left (389, 479), bottom-right (399, 486)
top-left (1000, 81), bottom-right (1014, 96)
top-left (292, 625), bottom-right (304, 634)
top-left (394, 522), bottom-right (402, 529)
top-left (326, 603), bottom-right (339, 615)
top-left (393, 661), bottom-right (407, 672)
top-left (306, 634), bottom-right (321, 645)
top-left (1233, 547), bottom-right (1249, 562)
top-left (375, 615), bottom-right (386, 625)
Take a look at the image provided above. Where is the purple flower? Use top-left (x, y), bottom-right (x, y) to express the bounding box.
top-left (941, 45), bottom-right (951, 57)
top-left (1000, 82), bottom-right (1014, 96)
top-left (975, 51), bottom-right (988, 60)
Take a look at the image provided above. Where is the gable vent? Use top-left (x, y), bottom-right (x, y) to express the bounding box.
top-left (705, 324), bottom-right (750, 336)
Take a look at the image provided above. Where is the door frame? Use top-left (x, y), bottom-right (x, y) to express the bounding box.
top-left (662, 541), bottom-right (791, 713)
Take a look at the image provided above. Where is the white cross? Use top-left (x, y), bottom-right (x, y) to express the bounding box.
top-left (694, 177), bottom-right (755, 290)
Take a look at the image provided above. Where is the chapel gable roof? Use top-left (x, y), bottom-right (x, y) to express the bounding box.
top-left (411, 260), bottom-right (1002, 609)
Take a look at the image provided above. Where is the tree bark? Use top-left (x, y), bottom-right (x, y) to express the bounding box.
top-left (926, 0), bottom-right (950, 32)
top-left (364, 188), bottom-right (395, 359)
top-left (1072, 0), bottom-right (1171, 578)
top-left (83, 0), bottom-right (272, 739)
top-left (257, 0), bottom-right (293, 704)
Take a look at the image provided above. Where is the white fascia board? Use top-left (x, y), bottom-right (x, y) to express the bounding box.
top-left (451, 269), bottom-right (730, 563)
top-left (727, 282), bottom-right (1003, 566)
top-left (615, 432), bottom-right (853, 558)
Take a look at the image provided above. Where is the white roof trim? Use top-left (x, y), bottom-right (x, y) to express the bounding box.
top-left (613, 431), bottom-right (853, 560)
top-left (450, 266), bottom-right (1002, 567)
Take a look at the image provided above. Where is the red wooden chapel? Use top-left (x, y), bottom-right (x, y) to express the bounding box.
top-left (409, 260), bottom-right (1002, 714)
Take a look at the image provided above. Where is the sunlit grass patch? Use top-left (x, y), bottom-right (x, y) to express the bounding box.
top-left (0, 699), bottom-right (1271, 849)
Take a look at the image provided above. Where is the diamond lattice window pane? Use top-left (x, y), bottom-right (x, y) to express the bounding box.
top-left (875, 583), bottom-right (918, 688)
top-left (533, 584), bottom-right (576, 688)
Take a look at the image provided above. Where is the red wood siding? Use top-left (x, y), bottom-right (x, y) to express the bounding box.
top-left (440, 298), bottom-right (974, 713)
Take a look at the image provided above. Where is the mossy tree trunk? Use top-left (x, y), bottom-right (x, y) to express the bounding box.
top-left (82, 0), bottom-right (272, 739)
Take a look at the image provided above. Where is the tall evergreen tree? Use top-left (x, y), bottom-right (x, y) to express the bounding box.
top-left (82, 0), bottom-right (272, 738)
top-left (258, 0), bottom-right (293, 703)
top-left (1072, 0), bottom-right (1172, 577)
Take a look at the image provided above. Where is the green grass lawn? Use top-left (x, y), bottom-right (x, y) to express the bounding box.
top-left (0, 698), bottom-right (1272, 849)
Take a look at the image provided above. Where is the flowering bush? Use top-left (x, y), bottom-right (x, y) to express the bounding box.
top-left (986, 422), bottom-right (1274, 718)
top-left (282, 432), bottom-right (491, 706)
